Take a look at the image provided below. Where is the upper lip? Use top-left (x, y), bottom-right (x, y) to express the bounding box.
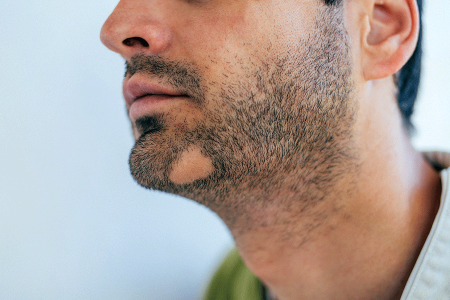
top-left (123, 74), bottom-right (185, 108)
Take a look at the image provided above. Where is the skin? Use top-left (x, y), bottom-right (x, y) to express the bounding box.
top-left (169, 145), bottom-right (214, 184)
top-left (101, 0), bottom-right (442, 299)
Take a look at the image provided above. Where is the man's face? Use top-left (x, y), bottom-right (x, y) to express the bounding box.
top-left (101, 0), bottom-right (357, 223)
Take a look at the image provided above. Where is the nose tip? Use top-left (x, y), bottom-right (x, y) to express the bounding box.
top-left (100, 5), bottom-right (171, 60)
top-left (100, 19), bottom-right (122, 53)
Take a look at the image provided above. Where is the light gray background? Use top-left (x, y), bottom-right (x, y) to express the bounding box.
top-left (0, 1), bottom-right (449, 299)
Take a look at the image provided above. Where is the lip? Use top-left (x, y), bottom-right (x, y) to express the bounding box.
top-left (123, 74), bottom-right (187, 118)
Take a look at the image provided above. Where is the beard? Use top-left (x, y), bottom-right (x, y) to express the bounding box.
top-left (128, 6), bottom-right (357, 228)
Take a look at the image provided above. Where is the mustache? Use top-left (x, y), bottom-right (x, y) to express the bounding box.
top-left (125, 54), bottom-right (204, 104)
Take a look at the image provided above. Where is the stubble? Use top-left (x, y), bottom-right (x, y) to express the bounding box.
top-left (128, 6), bottom-right (359, 236)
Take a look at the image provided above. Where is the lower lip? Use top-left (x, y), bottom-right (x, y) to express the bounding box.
top-left (128, 95), bottom-right (186, 120)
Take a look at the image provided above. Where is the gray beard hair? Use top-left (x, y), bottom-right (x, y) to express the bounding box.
top-left (128, 6), bottom-right (359, 234)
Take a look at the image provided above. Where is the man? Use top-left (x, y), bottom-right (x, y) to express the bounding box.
top-left (100, 0), bottom-right (450, 299)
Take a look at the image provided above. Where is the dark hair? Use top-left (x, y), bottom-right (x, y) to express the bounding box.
top-left (324, 0), bottom-right (423, 131)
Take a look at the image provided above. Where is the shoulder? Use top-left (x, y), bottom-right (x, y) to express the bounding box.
top-left (204, 248), bottom-right (265, 300)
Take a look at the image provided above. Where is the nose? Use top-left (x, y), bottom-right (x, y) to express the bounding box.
top-left (100, 1), bottom-right (171, 60)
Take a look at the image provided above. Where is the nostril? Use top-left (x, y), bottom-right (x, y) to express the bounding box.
top-left (123, 37), bottom-right (149, 47)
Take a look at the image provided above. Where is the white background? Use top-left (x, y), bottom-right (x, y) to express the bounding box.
top-left (0, 1), bottom-right (449, 299)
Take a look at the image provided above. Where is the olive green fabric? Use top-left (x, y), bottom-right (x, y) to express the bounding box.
top-left (204, 248), bottom-right (265, 300)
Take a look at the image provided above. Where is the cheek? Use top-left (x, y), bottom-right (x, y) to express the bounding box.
top-left (169, 145), bottom-right (215, 185)
top-left (173, 5), bottom-right (269, 70)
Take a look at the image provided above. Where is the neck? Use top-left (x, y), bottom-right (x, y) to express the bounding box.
top-left (218, 78), bottom-right (442, 300)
